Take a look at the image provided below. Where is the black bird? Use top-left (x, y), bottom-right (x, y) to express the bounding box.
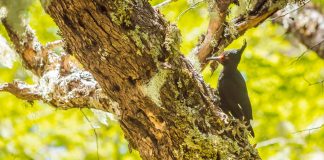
top-left (207, 40), bottom-right (254, 137)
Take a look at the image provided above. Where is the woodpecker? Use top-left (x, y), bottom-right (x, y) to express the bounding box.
top-left (207, 40), bottom-right (254, 137)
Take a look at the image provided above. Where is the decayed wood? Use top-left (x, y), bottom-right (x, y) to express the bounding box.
top-left (44, 0), bottom-right (259, 159)
top-left (1, 19), bottom-right (113, 112)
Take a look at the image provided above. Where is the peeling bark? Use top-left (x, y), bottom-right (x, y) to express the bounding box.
top-left (1, 19), bottom-right (113, 112)
top-left (43, 0), bottom-right (259, 159)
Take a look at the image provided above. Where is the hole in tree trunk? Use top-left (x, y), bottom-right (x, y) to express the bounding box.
top-left (128, 77), bottom-right (136, 86)
top-left (112, 84), bottom-right (121, 92)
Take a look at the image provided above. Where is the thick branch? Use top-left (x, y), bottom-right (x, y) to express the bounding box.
top-left (196, 0), bottom-right (232, 66)
top-left (1, 16), bottom-right (115, 112)
top-left (273, 3), bottom-right (324, 59)
top-left (2, 20), bottom-right (48, 76)
top-left (2, 0), bottom-right (298, 159)
top-left (0, 66), bottom-right (114, 112)
top-left (197, 0), bottom-right (290, 70)
top-left (44, 0), bottom-right (260, 159)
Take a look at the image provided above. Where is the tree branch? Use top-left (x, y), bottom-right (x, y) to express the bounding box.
top-left (2, 20), bottom-right (49, 76)
top-left (43, 0), bottom-right (260, 159)
top-left (195, 0), bottom-right (232, 67)
top-left (0, 69), bottom-right (115, 112)
top-left (273, 3), bottom-right (324, 59)
top-left (1, 0), bottom-right (301, 159)
top-left (1, 15), bottom-right (116, 113)
top-left (196, 0), bottom-right (292, 70)
top-left (0, 81), bottom-right (42, 101)
top-left (44, 40), bottom-right (64, 52)
top-left (153, 0), bottom-right (174, 9)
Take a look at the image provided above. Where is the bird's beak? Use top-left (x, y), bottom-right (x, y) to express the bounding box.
top-left (206, 55), bottom-right (224, 62)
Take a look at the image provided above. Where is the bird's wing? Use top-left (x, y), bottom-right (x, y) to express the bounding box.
top-left (218, 77), bottom-right (245, 119)
top-left (218, 73), bottom-right (253, 121)
top-left (218, 72), bottom-right (255, 137)
top-left (234, 74), bottom-right (253, 121)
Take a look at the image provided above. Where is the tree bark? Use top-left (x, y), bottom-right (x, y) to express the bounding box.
top-left (2, 0), bottom-right (309, 159)
top-left (43, 0), bottom-right (259, 159)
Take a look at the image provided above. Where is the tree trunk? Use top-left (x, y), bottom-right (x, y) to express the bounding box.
top-left (3, 0), bottom-right (313, 159)
top-left (43, 0), bottom-right (259, 159)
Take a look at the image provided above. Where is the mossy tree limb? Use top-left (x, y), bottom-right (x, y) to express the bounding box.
top-left (1, 0), bottom-right (309, 159)
top-left (43, 0), bottom-right (262, 159)
top-left (197, 0), bottom-right (308, 70)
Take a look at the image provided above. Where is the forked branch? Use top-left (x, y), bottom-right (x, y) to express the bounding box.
top-left (196, 0), bottom-right (298, 70)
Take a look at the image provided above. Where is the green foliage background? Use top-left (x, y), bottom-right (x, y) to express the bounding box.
top-left (0, 0), bottom-right (323, 159)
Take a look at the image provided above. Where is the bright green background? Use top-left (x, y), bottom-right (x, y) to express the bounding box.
top-left (0, 0), bottom-right (323, 159)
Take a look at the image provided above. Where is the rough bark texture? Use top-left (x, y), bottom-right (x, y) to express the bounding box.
top-left (44, 0), bottom-right (258, 159)
top-left (1, 20), bottom-right (112, 111)
top-left (274, 3), bottom-right (324, 59)
top-left (197, 0), bottom-right (291, 70)
top-left (196, 0), bottom-right (232, 66)
top-left (1, 0), bottom-right (315, 159)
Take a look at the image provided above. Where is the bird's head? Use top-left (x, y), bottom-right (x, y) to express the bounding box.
top-left (207, 40), bottom-right (247, 68)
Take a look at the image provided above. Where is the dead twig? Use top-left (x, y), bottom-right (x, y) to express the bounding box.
top-left (80, 109), bottom-right (100, 160)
